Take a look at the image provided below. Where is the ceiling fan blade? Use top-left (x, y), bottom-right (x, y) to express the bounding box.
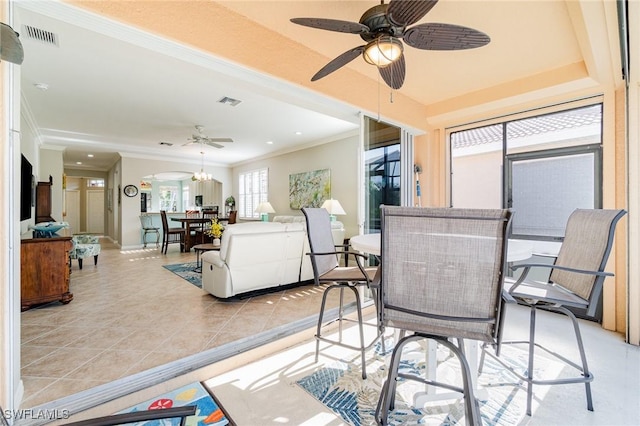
top-left (387, 0), bottom-right (439, 27)
top-left (403, 23), bottom-right (490, 50)
top-left (1, 22), bottom-right (24, 65)
top-left (311, 45), bottom-right (366, 81)
top-left (182, 140), bottom-right (198, 146)
top-left (205, 142), bottom-right (225, 149)
top-left (379, 55), bottom-right (406, 89)
top-left (290, 17), bottom-right (369, 34)
top-left (204, 138), bottom-right (233, 143)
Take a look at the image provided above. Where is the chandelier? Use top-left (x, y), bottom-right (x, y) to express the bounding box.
top-left (192, 149), bottom-right (212, 182)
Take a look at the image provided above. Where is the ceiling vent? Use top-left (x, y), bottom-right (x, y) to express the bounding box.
top-left (218, 96), bottom-right (242, 107)
top-left (159, 141), bottom-right (173, 146)
top-left (21, 25), bottom-right (59, 47)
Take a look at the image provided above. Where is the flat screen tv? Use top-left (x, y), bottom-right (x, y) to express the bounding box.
top-left (20, 154), bottom-right (33, 221)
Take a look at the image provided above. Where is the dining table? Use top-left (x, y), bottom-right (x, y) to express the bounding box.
top-left (170, 217), bottom-right (213, 252)
top-left (349, 232), bottom-right (534, 405)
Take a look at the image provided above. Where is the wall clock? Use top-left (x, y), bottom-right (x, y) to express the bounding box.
top-left (123, 184), bottom-right (138, 197)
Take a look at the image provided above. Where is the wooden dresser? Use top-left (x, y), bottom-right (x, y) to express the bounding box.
top-left (20, 230), bottom-right (73, 311)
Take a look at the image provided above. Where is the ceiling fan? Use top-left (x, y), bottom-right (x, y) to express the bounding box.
top-left (290, 0), bottom-right (490, 89)
top-left (182, 125), bottom-right (233, 149)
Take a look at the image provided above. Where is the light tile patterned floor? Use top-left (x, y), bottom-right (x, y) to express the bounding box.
top-left (20, 238), bottom-right (343, 408)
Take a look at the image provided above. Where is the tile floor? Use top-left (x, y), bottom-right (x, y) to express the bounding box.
top-left (19, 239), bottom-right (640, 425)
top-left (59, 303), bottom-right (640, 426)
top-left (19, 238), bottom-right (345, 408)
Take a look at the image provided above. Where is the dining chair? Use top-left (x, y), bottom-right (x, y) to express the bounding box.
top-left (374, 206), bottom-right (513, 425)
top-left (480, 208), bottom-right (627, 416)
top-left (227, 210), bottom-right (237, 224)
top-left (160, 210), bottom-right (185, 254)
top-left (302, 207), bottom-right (383, 379)
top-left (139, 214), bottom-right (160, 248)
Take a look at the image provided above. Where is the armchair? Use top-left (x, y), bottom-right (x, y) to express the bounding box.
top-left (69, 235), bottom-right (101, 270)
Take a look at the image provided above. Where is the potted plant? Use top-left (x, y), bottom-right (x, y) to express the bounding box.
top-left (225, 196), bottom-right (235, 216)
top-left (206, 218), bottom-right (225, 245)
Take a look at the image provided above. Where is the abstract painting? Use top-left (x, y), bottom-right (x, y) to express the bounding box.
top-left (289, 169), bottom-right (331, 209)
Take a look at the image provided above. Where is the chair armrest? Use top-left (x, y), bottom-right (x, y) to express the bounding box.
top-left (512, 262), bottom-right (612, 277)
top-left (509, 263), bottom-right (613, 294)
top-left (501, 288), bottom-right (517, 304)
top-left (64, 406), bottom-right (197, 426)
top-left (307, 250), bottom-right (368, 261)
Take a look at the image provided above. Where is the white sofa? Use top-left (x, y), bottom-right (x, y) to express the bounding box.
top-left (201, 219), bottom-right (345, 298)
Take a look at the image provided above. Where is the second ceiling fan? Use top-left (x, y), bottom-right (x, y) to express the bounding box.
top-left (291, 0), bottom-right (490, 89)
top-left (182, 125), bottom-right (233, 149)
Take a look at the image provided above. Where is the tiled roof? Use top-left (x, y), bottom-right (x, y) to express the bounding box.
top-left (451, 105), bottom-right (602, 149)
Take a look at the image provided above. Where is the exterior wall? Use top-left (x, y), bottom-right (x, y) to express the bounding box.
top-left (627, 0), bottom-right (640, 345)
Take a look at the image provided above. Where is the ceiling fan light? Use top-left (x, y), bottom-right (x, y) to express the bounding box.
top-left (363, 36), bottom-right (403, 67)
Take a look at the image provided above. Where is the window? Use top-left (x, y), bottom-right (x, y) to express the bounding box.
top-left (182, 185), bottom-right (190, 212)
top-left (86, 179), bottom-right (104, 187)
top-left (238, 168), bottom-right (268, 219)
top-left (364, 117), bottom-right (401, 233)
top-left (451, 104), bottom-right (602, 240)
top-left (159, 184), bottom-right (180, 212)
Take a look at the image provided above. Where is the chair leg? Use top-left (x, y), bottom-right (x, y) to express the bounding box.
top-left (526, 305), bottom-right (537, 416)
top-left (93, 255), bottom-right (98, 266)
top-left (552, 305), bottom-right (594, 411)
top-left (78, 259), bottom-right (83, 270)
top-left (315, 285), bottom-right (332, 363)
top-left (376, 334), bottom-right (482, 426)
top-left (441, 338), bottom-right (482, 425)
top-left (315, 283), bottom-right (369, 379)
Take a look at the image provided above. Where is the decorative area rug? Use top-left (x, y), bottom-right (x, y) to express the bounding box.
top-left (296, 338), bottom-right (565, 426)
top-left (118, 382), bottom-right (232, 425)
top-left (164, 262), bottom-right (201, 288)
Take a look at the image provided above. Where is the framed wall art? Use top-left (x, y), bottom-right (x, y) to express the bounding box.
top-left (289, 168), bottom-right (331, 209)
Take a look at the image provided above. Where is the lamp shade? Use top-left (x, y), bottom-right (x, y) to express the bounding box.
top-left (321, 199), bottom-right (346, 216)
top-left (255, 202), bottom-right (275, 214)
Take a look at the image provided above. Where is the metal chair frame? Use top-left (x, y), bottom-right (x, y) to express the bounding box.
top-left (302, 207), bottom-right (383, 379)
top-left (479, 208), bottom-right (627, 416)
top-left (374, 206), bottom-right (513, 426)
top-left (139, 214), bottom-right (160, 248)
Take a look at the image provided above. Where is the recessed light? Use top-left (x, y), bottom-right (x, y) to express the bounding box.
top-left (87, 154), bottom-right (94, 158)
top-left (266, 141), bottom-right (273, 145)
top-left (34, 83), bottom-right (49, 91)
top-left (76, 161), bottom-right (82, 165)
top-left (295, 131), bottom-right (302, 135)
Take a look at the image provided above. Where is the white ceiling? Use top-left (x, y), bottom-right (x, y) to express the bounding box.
top-left (12, 1), bottom-right (595, 172)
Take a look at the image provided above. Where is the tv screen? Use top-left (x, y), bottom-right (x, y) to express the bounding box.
top-left (20, 154), bottom-right (33, 221)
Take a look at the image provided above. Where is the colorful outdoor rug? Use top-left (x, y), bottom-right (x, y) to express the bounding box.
top-left (164, 262), bottom-right (201, 288)
top-left (118, 382), bottom-right (232, 425)
top-left (296, 338), bottom-right (565, 426)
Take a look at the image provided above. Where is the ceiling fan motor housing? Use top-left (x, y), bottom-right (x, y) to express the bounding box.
top-left (359, 4), bottom-right (404, 42)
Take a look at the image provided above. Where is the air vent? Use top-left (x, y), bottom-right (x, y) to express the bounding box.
top-left (21, 25), bottom-right (59, 46)
top-left (218, 96), bottom-right (242, 107)
top-left (159, 142), bottom-right (173, 146)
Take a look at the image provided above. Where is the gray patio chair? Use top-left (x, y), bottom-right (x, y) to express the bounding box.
top-left (374, 206), bottom-right (513, 426)
top-left (480, 208), bottom-right (626, 416)
top-left (302, 207), bottom-right (383, 379)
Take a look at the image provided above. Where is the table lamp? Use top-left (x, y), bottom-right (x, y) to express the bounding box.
top-left (255, 201), bottom-right (275, 222)
top-left (321, 199), bottom-right (346, 221)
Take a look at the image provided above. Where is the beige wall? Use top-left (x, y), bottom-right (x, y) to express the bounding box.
top-left (233, 133), bottom-right (360, 238)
